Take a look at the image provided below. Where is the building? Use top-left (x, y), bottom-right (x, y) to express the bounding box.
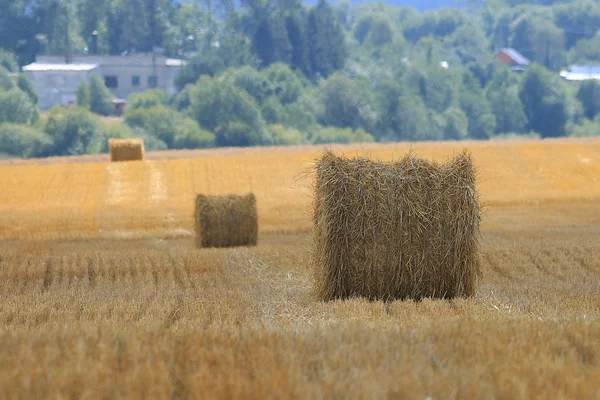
top-left (22, 52), bottom-right (185, 110)
top-left (22, 63), bottom-right (101, 110)
top-left (495, 48), bottom-right (530, 72)
top-left (560, 65), bottom-right (600, 81)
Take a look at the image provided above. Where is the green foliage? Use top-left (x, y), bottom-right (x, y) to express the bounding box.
top-left (567, 117), bottom-right (600, 137)
top-left (459, 71), bottom-right (496, 139)
top-left (172, 84), bottom-right (193, 112)
top-left (519, 64), bottom-right (569, 138)
top-left (125, 105), bottom-right (214, 149)
top-left (307, 0), bottom-right (347, 78)
top-left (87, 122), bottom-right (134, 154)
top-left (127, 89), bottom-right (169, 110)
top-left (44, 107), bottom-right (101, 156)
top-left (17, 74), bottom-right (38, 105)
top-left (487, 85), bottom-right (528, 134)
top-left (189, 76), bottom-right (268, 147)
top-left (319, 73), bottom-right (377, 133)
top-left (269, 124), bottom-right (306, 145)
top-left (0, 89), bottom-right (35, 125)
top-left (263, 63), bottom-right (303, 105)
top-left (577, 80), bottom-right (600, 121)
top-left (88, 74), bottom-right (113, 116)
top-left (0, 123), bottom-right (54, 158)
top-left (311, 126), bottom-right (374, 144)
top-left (0, 50), bottom-right (18, 73)
top-left (227, 66), bottom-right (271, 104)
top-left (76, 81), bottom-right (90, 109)
top-left (0, 66), bottom-right (15, 91)
top-left (442, 107), bottom-right (469, 140)
top-left (355, 14), bottom-right (397, 47)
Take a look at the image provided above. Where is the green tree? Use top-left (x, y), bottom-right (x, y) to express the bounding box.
top-left (0, 123), bottom-right (54, 158)
top-left (311, 126), bottom-right (374, 144)
top-left (189, 76), bottom-right (268, 147)
top-left (442, 107), bottom-right (469, 140)
top-left (392, 93), bottom-right (444, 142)
top-left (286, 10), bottom-right (311, 75)
top-left (76, 81), bottom-right (90, 108)
top-left (44, 106), bottom-right (101, 155)
top-left (307, 0), bottom-right (347, 78)
top-left (319, 73), bottom-right (377, 133)
top-left (17, 74), bottom-right (38, 105)
top-left (0, 88), bottom-right (35, 124)
top-left (0, 50), bottom-right (18, 72)
top-left (0, 66), bottom-right (15, 91)
top-left (127, 89), bottom-right (169, 110)
top-left (577, 80), bottom-right (600, 121)
top-left (459, 71), bottom-right (496, 139)
top-left (227, 66), bottom-right (271, 104)
top-left (519, 64), bottom-right (569, 138)
top-left (88, 74), bottom-right (113, 116)
top-left (263, 63), bottom-right (303, 105)
top-left (487, 85), bottom-right (528, 134)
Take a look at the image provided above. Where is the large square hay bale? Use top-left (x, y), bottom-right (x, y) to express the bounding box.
top-left (195, 193), bottom-right (258, 248)
top-left (312, 150), bottom-right (481, 301)
top-left (109, 138), bottom-right (145, 162)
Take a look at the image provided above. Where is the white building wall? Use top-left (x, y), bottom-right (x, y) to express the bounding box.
top-left (36, 54), bottom-right (182, 99)
top-left (25, 67), bottom-right (101, 110)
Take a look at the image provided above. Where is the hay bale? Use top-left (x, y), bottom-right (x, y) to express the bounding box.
top-left (109, 138), bottom-right (145, 162)
top-left (312, 150), bottom-right (482, 301)
top-left (195, 193), bottom-right (258, 248)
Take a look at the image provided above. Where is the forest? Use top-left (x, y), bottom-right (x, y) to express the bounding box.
top-left (0, 0), bottom-right (599, 158)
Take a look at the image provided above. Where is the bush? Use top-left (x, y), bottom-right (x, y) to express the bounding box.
top-left (87, 122), bottom-right (134, 154)
top-left (311, 126), bottom-right (375, 144)
top-left (17, 74), bottom-right (38, 105)
top-left (76, 81), bottom-right (90, 108)
top-left (44, 106), bottom-right (101, 156)
top-left (567, 118), bottom-right (600, 138)
top-left (127, 89), bottom-right (170, 110)
top-left (227, 66), bottom-right (272, 103)
top-left (0, 123), bottom-right (54, 158)
top-left (0, 50), bottom-right (18, 73)
top-left (126, 105), bottom-right (215, 149)
top-left (88, 74), bottom-right (114, 116)
top-left (262, 63), bottom-right (303, 105)
top-left (0, 88), bottom-right (35, 124)
top-left (172, 84), bottom-right (193, 111)
top-left (269, 124), bottom-right (306, 145)
top-left (190, 76), bottom-right (269, 146)
top-left (0, 66), bottom-right (15, 91)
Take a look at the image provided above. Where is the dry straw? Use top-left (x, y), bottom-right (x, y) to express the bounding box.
top-left (195, 193), bottom-right (258, 248)
top-left (109, 138), bottom-right (145, 162)
top-left (312, 150), bottom-right (482, 301)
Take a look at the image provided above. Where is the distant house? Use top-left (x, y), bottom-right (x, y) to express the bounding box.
top-left (22, 63), bottom-right (101, 110)
top-left (495, 48), bottom-right (530, 72)
top-left (22, 52), bottom-right (185, 110)
top-left (560, 65), bottom-right (600, 81)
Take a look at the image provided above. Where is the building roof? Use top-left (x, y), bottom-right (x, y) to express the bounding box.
top-left (560, 65), bottom-right (600, 81)
top-left (22, 63), bottom-right (99, 72)
top-left (499, 48), bottom-right (530, 66)
top-left (166, 58), bottom-right (185, 67)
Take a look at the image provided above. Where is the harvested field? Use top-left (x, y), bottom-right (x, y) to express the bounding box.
top-left (0, 138), bottom-right (599, 398)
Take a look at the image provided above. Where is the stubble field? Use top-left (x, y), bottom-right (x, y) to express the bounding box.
top-left (1, 138), bottom-right (599, 399)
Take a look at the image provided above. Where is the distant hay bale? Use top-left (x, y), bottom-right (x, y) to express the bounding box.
top-left (195, 193), bottom-right (258, 248)
top-left (312, 150), bottom-right (482, 301)
top-left (109, 138), bottom-right (145, 162)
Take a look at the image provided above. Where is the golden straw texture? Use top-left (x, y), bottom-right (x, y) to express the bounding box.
top-left (109, 138), bottom-right (145, 162)
top-left (312, 150), bottom-right (482, 301)
top-left (195, 193), bottom-right (258, 248)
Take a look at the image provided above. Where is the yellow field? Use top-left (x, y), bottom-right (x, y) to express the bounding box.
top-left (1, 138), bottom-right (599, 398)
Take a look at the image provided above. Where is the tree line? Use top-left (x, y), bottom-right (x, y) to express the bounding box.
top-left (0, 0), bottom-right (599, 158)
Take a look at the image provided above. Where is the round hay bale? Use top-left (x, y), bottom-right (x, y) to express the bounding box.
top-left (195, 193), bottom-right (258, 248)
top-left (109, 138), bottom-right (145, 162)
top-left (312, 150), bottom-right (482, 301)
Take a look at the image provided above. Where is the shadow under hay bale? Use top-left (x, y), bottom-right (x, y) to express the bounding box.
top-left (312, 150), bottom-right (482, 302)
top-left (195, 193), bottom-right (258, 248)
top-left (109, 138), bottom-right (145, 162)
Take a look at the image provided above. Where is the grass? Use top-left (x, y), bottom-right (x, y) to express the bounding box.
top-left (0, 137), bottom-right (599, 398)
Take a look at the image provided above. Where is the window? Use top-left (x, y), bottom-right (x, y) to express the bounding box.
top-left (148, 75), bottom-right (158, 88)
top-left (104, 76), bottom-right (118, 89)
top-left (132, 76), bottom-right (140, 87)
